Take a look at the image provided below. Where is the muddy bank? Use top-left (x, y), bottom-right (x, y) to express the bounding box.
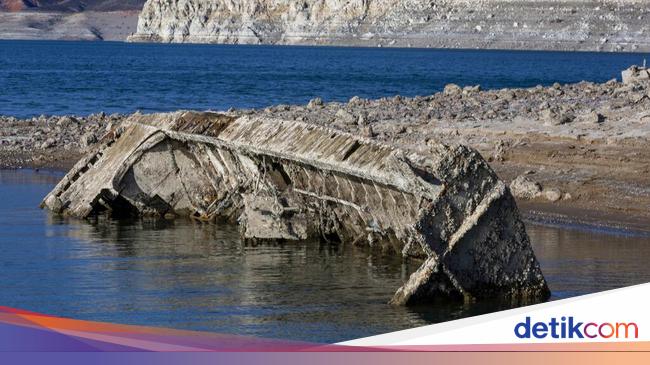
top-left (2, 69), bottom-right (650, 230)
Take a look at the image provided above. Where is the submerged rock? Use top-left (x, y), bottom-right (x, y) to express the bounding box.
top-left (42, 111), bottom-right (549, 305)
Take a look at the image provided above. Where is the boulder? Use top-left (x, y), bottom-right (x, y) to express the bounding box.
top-left (56, 116), bottom-right (78, 128)
top-left (577, 111), bottom-right (605, 124)
top-left (39, 137), bottom-right (56, 149)
top-left (622, 66), bottom-right (650, 85)
top-left (463, 85), bottom-right (481, 94)
top-left (543, 188), bottom-right (562, 202)
top-left (334, 109), bottom-right (357, 126)
top-left (80, 132), bottom-right (97, 148)
top-left (510, 175), bottom-right (542, 199)
top-left (307, 97), bottom-right (324, 108)
top-left (541, 108), bottom-right (574, 126)
top-left (443, 83), bottom-right (463, 96)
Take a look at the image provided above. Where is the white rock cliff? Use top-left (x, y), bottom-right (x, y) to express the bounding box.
top-left (128, 0), bottom-right (650, 51)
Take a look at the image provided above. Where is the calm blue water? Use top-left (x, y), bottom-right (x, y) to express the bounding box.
top-left (2, 169), bottom-right (650, 343)
top-left (0, 40), bottom-right (647, 118)
top-left (2, 41), bottom-right (650, 343)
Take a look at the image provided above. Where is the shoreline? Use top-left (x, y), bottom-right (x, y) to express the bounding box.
top-left (3, 36), bottom-right (650, 55)
top-left (5, 37), bottom-right (650, 55)
top-left (124, 36), bottom-right (650, 54)
top-left (2, 69), bottom-right (650, 233)
top-left (520, 202), bottom-right (650, 237)
top-left (0, 10), bottom-right (139, 41)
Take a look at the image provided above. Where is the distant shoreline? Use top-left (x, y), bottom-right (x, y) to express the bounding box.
top-left (0, 10), bottom-right (139, 42)
top-left (125, 35), bottom-right (650, 53)
top-left (3, 37), bottom-right (650, 56)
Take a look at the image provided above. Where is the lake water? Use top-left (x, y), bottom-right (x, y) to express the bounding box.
top-left (0, 40), bottom-right (648, 118)
top-left (2, 41), bottom-right (650, 343)
top-left (2, 169), bottom-right (650, 343)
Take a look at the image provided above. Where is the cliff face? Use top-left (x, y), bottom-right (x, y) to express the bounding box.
top-left (129, 0), bottom-right (422, 44)
top-left (0, 0), bottom-right (33, 11)
top-left (128, 0), bottom-right (650, 52)
top-left (0, 0), bottom-right (145, 41)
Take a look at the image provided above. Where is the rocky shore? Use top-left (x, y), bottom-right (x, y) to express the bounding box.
top-left (2, 67), bottom-right (650, 231)
top-left (0, 112), bottom-right (124, 169)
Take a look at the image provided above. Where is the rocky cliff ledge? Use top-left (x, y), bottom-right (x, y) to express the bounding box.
top-left (127, 0), bottom-right (650, 51)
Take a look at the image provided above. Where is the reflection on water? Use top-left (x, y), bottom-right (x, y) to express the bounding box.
top-left (2, 169), bottom-right (650, 343)
top-left (528, 225), bottom-right (650, 299)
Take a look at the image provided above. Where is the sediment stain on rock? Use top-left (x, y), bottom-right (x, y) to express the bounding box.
top-left (41, 111), bottom-right (549, 305)
top-left (128, 0), bottom-right (650, 52)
